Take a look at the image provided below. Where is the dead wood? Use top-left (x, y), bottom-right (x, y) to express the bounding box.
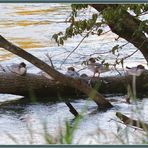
top-left (116, 112), bottom-right (148, 131)
top-left (0, 35), bottom-right (113, 110)
top-left (65, 102), bottom-right (79, 117)
top-left (0, 71), bottom-right (148, 98)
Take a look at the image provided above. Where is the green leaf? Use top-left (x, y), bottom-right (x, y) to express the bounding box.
top-left (95, 22), bottom-right (102, 27)
top-left (97, 29), bottom-right (103, 35)
top-left (66, 27), bottom-right (73, 36)
top-left (104, 63), bottom-right (109, 69)
top-left (64, 121), bottom-right (72, 144)
top-left (112, 45), bottom-right (119, 55)
top-left (52, 34), bottom-right (58, 42)
top-left (92, 14), bottom-right (98, 22)
top-left (59, 38), bottom-right (64, 45)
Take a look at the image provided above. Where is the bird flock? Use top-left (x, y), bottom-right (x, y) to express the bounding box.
top-left (0, 58), bottom-right (145, 79)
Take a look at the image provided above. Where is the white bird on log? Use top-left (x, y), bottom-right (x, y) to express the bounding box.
top-left (126, 65), bottom-right (145, 76)
top-left (87, 58), bottom-right (109, 77)
top-left (126, 64), bottom-right (145, 99)
top-left (65, 67), bottom-right (80, 78)
top-left (8, 62), bottom-right (27, 76)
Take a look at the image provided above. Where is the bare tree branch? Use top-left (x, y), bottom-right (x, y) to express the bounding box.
top-left (60, 31), bottom-right (91, 68)
top-left (46, 53), bottom-right (55, 69)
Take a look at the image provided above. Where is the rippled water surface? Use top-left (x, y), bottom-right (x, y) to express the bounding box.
top-left (0, 3), bottom-right (147, 144)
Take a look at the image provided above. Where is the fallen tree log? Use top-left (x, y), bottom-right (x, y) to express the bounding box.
top-left (116, 112), bottom-right (148, 131)
top-left (0, 71), bottom-right (148, 100)
top-left (0, 72), bottom-right (83, 99)
top-left (0, 35), bottom-right (113, 110)
top-left (97, 71), bottom-right (148, 95)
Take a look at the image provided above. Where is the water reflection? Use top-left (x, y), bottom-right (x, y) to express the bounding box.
top-left (15, 8), bottom-right (58, 15)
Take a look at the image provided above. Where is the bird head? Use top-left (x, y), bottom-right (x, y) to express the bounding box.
top-left (88, 58), bottom-right (96, 64)
top-left (19, 62), bottom-right (26, 68)
top-left (137, 64), bottom-right (145, 70)
top-left (68, 67), bottom-right (75, 71)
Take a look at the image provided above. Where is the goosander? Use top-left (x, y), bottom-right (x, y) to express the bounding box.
top-left (87, 58), bottom-right (109, 77)
top-left (65, 67), bottom-right (80, 78)
top-left (8, 62), bottom-right (27, 76)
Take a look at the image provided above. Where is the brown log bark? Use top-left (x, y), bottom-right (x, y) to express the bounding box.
top-left (90, 4), bottom-right (148, 62)
top-left (0, 35), bottom-right (113, 110)
top-left (0, 71), bottom-right (148, 99)
top-left (116, 112), bottom-right (148, 131)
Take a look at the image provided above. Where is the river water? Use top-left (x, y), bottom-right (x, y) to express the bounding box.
top-left (0, 3), bottom-right (147, 144)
